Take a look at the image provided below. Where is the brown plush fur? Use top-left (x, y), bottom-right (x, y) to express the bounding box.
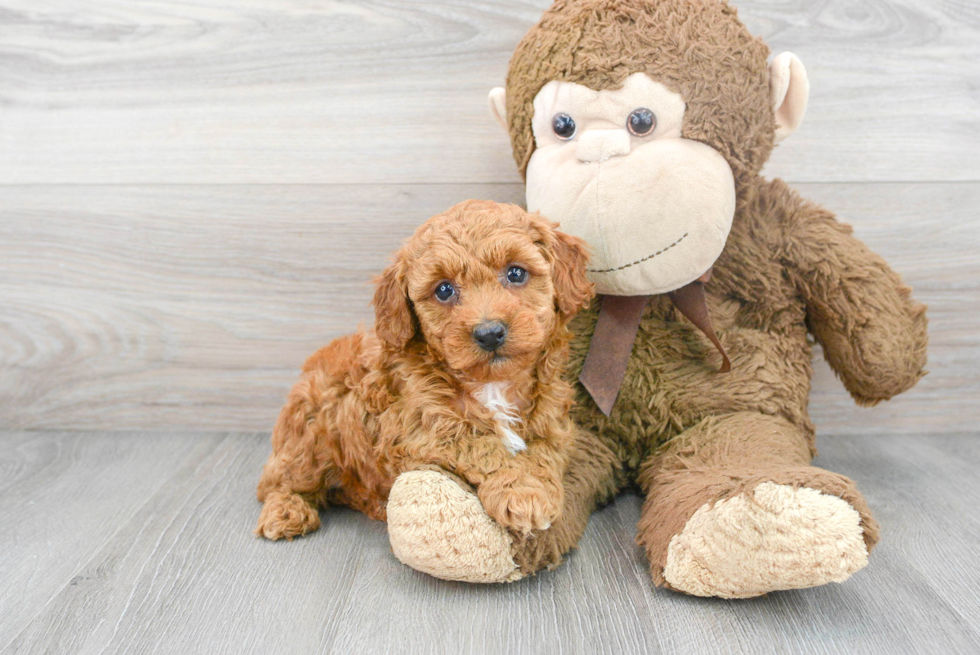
top-left (510, 426), bottom-right (622, 574)
top-left (505, 0), bottom-right (774, 182)
top-left (635, 412), bottom-right (879, 588)
top-left (255, 200), bottom-right (595, 539)
top-left (494, 0), bottom-right (928, 588)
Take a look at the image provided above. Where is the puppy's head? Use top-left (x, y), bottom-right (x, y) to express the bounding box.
top-left (373, 200), bottom-right (592, 382)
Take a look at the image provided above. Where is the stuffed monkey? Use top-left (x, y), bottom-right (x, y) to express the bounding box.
top-left (384, 0), bottom-right (928, 598)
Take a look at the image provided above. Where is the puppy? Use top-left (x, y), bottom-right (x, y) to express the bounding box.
top-left (255, 200), bottom-right (593, 540)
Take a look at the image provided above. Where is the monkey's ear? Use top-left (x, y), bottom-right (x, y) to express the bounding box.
top-left (549, 228), bottom-right (595, 321)
top-left (488, 87), bottom-right (508, 131)
top-left (769, 52), bottom-right (810, 143)
top-left (372, 257), bottom-right (415, 349)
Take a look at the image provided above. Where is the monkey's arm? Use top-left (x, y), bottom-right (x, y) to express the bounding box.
top-left (773, 182), bottom-right (928, 405)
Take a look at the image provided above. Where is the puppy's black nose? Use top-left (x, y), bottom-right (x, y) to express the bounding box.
top-left (473, 321), bottom-right (507, 352)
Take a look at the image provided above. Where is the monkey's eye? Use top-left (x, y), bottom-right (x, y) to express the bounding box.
top-left (627, 108), bottom-right (656, 136)
top-left (434, 281), bottom-right (456, 303)
top-left (506, 266), bottom-right (528, 285)
top-left (552, 113), bottom-right (576, 140)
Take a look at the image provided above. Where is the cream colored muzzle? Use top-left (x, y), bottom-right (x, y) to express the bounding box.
top-left (527, 136), bottom-right (736, 296)
top-left (575, 129), bottom-right (631, 162)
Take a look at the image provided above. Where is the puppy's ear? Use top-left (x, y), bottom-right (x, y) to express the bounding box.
top-left (549, 228), bottom-right (594, 321)
top-left (372, 256), bottom-right (415, 349)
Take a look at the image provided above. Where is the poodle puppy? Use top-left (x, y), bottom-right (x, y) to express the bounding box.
top-left (255, 200), bottom-right (594, 541)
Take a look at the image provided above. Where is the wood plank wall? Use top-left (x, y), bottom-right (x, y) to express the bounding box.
top-left (1, 0), bottom-right (978, 433)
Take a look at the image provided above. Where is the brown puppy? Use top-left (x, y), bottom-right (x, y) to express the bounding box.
top-left (255, 200), bottom-right (593, 541)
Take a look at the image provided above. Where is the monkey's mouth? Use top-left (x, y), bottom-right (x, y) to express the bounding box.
top-left (587, 233), bottom-right (688, 274)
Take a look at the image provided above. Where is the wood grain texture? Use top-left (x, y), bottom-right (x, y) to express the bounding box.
top-left (2, 431), bottom-right (979, 654)
top-left (1, 1), bottom-right (976, 651)
top-left (0, 431), bottom-right (223, 644)
top-left (1, 182), bottom-right (976, 433)
top-left (2, 433), bottom-right (382, 655)
top-left (0, 0), bottom-right (977, 185)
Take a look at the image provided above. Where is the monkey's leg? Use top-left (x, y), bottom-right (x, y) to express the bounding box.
top-left (510, 428), bottom-right (621, 576)
top-left (386, 466), bottom-right (523, 583)
top-left (636, 411), bottom-right (878, 598)
top-left (386, 429), bottom-right (621, 582)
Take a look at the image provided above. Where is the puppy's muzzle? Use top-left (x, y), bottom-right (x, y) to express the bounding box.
top-left (472, 321), bottom-right (508, 352)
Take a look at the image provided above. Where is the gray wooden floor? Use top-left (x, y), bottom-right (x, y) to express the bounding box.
top-left (1, 431), bottom-right (978, 655)
top-left (2, 0), bottom-right (979, 653)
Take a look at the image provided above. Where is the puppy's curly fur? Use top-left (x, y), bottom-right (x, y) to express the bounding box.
top-left (256, 200), bottom-right (593, 540)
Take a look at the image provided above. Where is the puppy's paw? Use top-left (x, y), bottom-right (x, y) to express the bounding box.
top-left (478, 476), bottom-right (563, 535)
top-left (255, 490), bottom-right (320, 540)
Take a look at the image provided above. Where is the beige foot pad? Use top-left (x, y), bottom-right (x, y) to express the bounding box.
top-left (663, 482), bottom-right (869, 598)
top-left (386, 470), bottom-right (523, 583)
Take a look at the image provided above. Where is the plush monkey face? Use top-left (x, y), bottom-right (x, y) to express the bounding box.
top-left (489, 0), bottom-right (809, 296)
top-left (524, 73), bottom-right (736, 295)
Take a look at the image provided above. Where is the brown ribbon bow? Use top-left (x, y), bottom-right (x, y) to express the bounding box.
top-left (579, 269), bottom-right (731, 416)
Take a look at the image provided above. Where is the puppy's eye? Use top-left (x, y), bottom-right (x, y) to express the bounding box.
top-left (434, 281), bottom-right (456, 303)
top-left (506, 266), bottom-right (528, 285)
top-left (627, 107), bottom-right (656, 136)
top-left (552, 113), bottom-right (576, 140)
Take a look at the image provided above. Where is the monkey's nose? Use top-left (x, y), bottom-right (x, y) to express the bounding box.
top-left (576, 129), bottom-right (631, 163)
top-left (473, 321), bottom-right (508, 352)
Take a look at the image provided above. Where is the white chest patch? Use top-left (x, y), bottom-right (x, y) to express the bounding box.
top-left (473, 382), bottom-right (526, 455)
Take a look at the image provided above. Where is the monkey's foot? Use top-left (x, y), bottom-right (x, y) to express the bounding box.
top-left (386, 469), bottom-right (523, 583)
top-left (662, 482), bottom-right (869, 598)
